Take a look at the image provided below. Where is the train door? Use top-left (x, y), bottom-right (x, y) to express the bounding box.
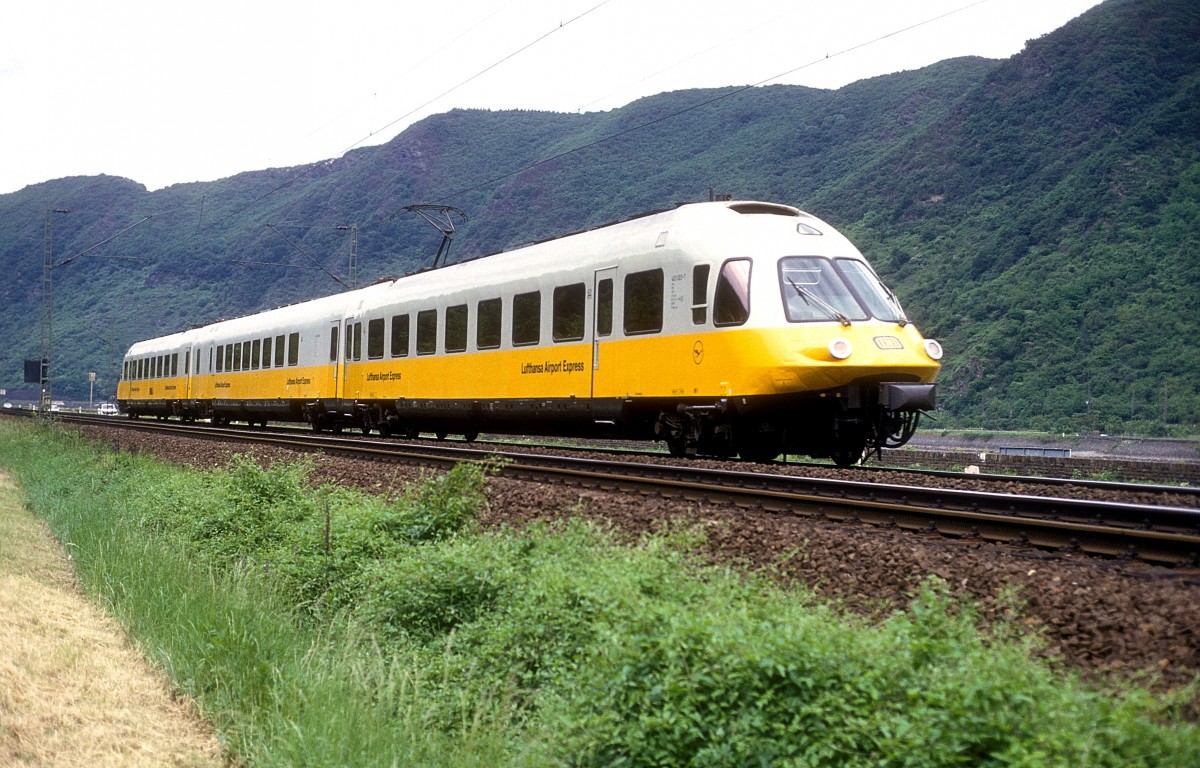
top-left (344, 314), bottom-right (364, 401)
top-left (185, 347), bottom-right (194, 400)
top-left (341, 300), bottom-right (367, 402)
top-left (590, 266), bottom-right (617, 398)
top-left (330, 321), bottom-right (344, 401)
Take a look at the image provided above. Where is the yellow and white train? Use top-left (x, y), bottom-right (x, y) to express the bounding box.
top-left (117, 200), bottom-right (941, 465)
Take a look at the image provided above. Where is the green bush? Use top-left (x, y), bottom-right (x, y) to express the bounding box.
top-left (549, 581), bottom-right (1199, 767)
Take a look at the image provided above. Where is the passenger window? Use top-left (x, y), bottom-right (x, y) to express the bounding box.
top-left (512, 291), bottom-right (540, 346)
top-left (445, 304), bottom-right (468, 353)
top-left (225, 345), bottom-right (234, 373)
top-left (157, 356), bottom-right (164, 377)
top-left (210, 347), bottom-right (215, 374)
top-left (274, 335), bottom-right (285, 367)
top-left (329, 326), bottom-right (339, 362)
top-left (692, 264), bottom-right (711, 325)
top-left (352, 322), bottom-right (362, 361)
top-left (262, 337), bottom-right (271, 369)
top-left (391, 315), bottom-right (409, 357)
top-left (242, 341), bottom-right (251, 371)
top-left (714, 258), bottom-right (752, 326)
top-left (171, 353), bottom-right (179, 377)
top-left (367, 318), bottom-right (385, 359)
top-left (251, 340), bottom-right (261, 370)
top-left (553, 283), bottom-right (586, 342)
top-left (597, 278), bottom-right (613, 337)
top-left (624, 269), bottom-right (664, 335)
top-left (477, 298), bottom-right (502, 350)
top-left (416, 309), bottom-right (438, 355)
top-left (287, 333), bottom-right (299, 366)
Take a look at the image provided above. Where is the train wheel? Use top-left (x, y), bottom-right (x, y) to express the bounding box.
top-left (463, 430), bottom-right (479, 442)
top-left (734, 423), bottom-right (782, 463)
top-left (830, 446), bottom-right (864, 468)
top-left (665, 433), bottom-right (689, 458)
top-left (435, 431), bottom-right (448, 440)
top-left (738, 442), bottom-right (781, 463)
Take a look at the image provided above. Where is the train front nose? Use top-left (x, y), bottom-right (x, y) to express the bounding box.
top-left (768, 324), bottom-right (942, 396)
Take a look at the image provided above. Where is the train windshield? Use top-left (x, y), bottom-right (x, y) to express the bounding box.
top-left (778, 257), bottom-right (906, 324)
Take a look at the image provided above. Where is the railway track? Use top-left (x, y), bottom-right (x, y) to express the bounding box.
top-left (40, 412), bottom-right (1200, 566)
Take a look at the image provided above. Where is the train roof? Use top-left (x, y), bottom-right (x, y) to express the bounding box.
top-left (122, 200), bottom-right (855, 355)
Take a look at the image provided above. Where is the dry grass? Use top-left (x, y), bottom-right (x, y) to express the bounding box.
top-left (0, 471), bottom-right (227, 767)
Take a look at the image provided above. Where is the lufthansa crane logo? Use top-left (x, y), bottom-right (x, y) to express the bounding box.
top-left (692, 340), bottom-right (704, 365)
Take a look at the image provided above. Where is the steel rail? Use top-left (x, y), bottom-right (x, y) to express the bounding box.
top-left (44, 410), bottom-right (1200, 498)
top-left (55, 413), bottom-right (1200, 566)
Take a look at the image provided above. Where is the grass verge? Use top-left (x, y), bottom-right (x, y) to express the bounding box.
top-left (1, 420), bottom-right (1197, 767)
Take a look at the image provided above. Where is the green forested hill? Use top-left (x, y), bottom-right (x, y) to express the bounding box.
top-left (1, 0), bottom-right (1195, 435)
top-left (816, 0), bottom-right (1200, 433)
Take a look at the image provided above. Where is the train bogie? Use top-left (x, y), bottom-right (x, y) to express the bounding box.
top-left (117, 201), bottom-right (941, 464)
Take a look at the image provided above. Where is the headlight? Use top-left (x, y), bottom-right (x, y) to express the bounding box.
top-left (923, 339), bottom-right (944, 360)
top-left (828, 338), bottom-right (853, 360)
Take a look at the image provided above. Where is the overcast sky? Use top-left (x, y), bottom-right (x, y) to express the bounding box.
top-left (1, 0), bottom-right (1103, 195)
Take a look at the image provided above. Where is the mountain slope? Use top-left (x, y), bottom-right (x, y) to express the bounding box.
top-left (0, 0), bottom-right (1195, 434)
top-left (814, 0), bottom-right (1200, 432)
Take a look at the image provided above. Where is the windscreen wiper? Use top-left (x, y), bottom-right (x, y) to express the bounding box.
top-left (877, 279), bottom-right (909, 327)
top-left (787, 277), bottom-right (852, 327)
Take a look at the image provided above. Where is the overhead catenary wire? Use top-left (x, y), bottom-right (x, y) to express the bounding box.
top-left (403, 0), bottom-right (993, 212)
top-left (338, 1), bottom-right (615, 155)
top-left (182, 0), bottom-right (993, 259)
top-left (196, 0), bottom-right (613, 246)
top-left (302, 0), bottom-right (519, 144)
